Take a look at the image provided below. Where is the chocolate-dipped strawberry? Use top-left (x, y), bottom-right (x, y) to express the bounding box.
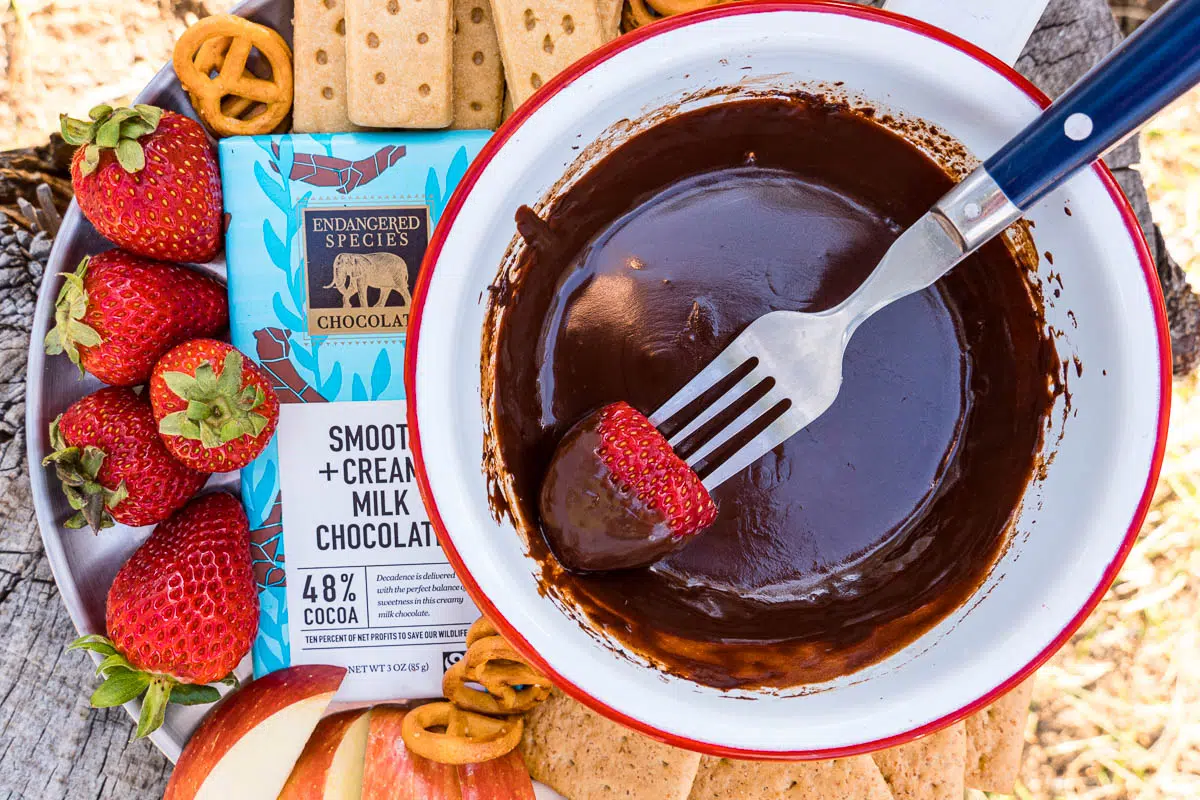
top-left (538, 402), bottom-right (717, 572)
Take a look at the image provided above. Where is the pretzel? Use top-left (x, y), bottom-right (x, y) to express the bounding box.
top-left (466, 616), bottom-right (499, 647)
top-left (623, 0), bottom-right (723, 29)
top-left (443, 653), bottom-right (551, 714)
top-left (464, 633), bottom-right (528, 670)
top-left (401, 701), bottom-right (524, 764)
top-left (173, 15), bottom-right (294, 137)
top-left (188, 37), bottom-right (257, 121)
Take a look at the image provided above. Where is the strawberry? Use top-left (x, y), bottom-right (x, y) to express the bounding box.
top-left (593, 401), bottom-right (717, 538)
top-left (149, 339), bottom-right (280, 472)
top-left (44, 250), bottom-right (229, 386)
top-left (44, 387), bottom-right (210, 532)
top-left (60, 104), bottom-right (222, 263)
top-left (538, 401), bottom-right (717, 571)
top-left (70, 492), bottom-right (258, 738)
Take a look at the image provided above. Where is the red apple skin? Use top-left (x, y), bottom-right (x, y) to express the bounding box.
top-left (458, 751), bottom-right (536, 800)
top-left (279, 708), bottom-right (371, 800)
top-left (165, 665), bottom-right (348, 800)
top-left (362, 705), bottom-right (461, 799)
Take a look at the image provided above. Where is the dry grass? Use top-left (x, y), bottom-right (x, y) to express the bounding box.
top-left (1016, 88), bottom-right (1200, 800)
top-left (0, 0), bottom-right (233, 150)
top-left (2, 4), bottom-right (1199, 799)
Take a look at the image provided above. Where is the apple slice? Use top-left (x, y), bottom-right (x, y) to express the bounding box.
top-left (164, 664), bottom-right (347, 800)
top-left (362, 705), bottom-right (461, 799)
top-left (279, 708), bottom-right (373, 799)
top-left (458, 752), bottom-right (537, 800)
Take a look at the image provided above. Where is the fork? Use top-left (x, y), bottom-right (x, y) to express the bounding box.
top-left (650, 0), bottom-right (1200, 490)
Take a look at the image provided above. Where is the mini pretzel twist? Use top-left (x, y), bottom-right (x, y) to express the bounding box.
top-left (444, 620), bottom-right (553, 715)
top-left (400, 701), bottom-right (524, 765)
top-left (173, 15), bottom-right (294, 137)
top-left (443, 653), bottom-right (551, 714)
top-left (466, 616), bottom-right (500, 647)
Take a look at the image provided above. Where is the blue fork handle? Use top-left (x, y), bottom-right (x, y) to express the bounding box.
top-left (984, 0), bottom-right (1200, 209)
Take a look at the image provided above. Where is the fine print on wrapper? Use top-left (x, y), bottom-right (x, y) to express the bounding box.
top-left (220, 129), bottom-right (490, 701)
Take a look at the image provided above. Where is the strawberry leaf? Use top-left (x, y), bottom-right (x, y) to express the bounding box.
top-left (43, 328), bottom-right (63, 356)
top-left (69, 634), bottom-right (118, 657)
top-left (95, 652), bottom-right (134, 678)
top-left (199, 421), bottom-right (221, 449)
top-left (96, 117), bottom-right (121, 149)
top-left (161, 371), bottom-right (200, 400)
top-left (135, 676), bottom-right (173, 739)
top-left (168, 684), bottom-right (222, 706)
top-left (81, 145), bottom-right (101, 177)
top-left (186, 400), bottom-right (212, 422)
top-left (91, 669), bottom-right (150, 708)
top-left (45, 427), bottom-right (118, 532)
top-left (216, 351), bottom-right (243, 396)
top-left (133, 104), bottom-right (163, 130)
top-left (115, 139), bottom-right (145, 173)
top-left (88, 105), bottom-right (114, 121)
top-left (247, 412), bottom-right (269, 437)
top-left (194, 362), bottom-right (219, 396)
top-left (120, 119), bottom-right (154, 140)
top-left (59, 115), bottom-right (94, 146)
top-left (46, 260), bottom-right (102, 367)
top-left (79, 445), bottom-right (106, 479)
top-left (158, 411), bottom-right (200, 439)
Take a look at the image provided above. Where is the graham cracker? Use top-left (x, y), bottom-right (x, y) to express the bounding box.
top-left (872, 722), bottom-right (966, 800)
top-left (345, 0), bottom-right (455, 128)
top-left (489, 0), bottom-right (605, 107)
top-left (451, 0), bottom-right (505, 129)
top-left (688, 755), bottom-right (894, 800)
top-left (502, 88), bottom-right (515, 122)
top-left (598, 0), bottom-right (623, 40)
top-left (293, 0), bottom-right (363, 132)
top-left (520, 690), bottom-right (701, 800)
top-left (964, 676), bottom-right (1036, 794)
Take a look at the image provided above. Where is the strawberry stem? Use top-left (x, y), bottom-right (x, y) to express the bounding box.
top-left (69, 634), bottom-right (229, 739)
top-left (44, 257), bottom-right (103, 374)
top-left (158, 350), bottom-right (269, 449)
top-left (60, 104), bottom-right (163, 176)
top-left (43, 415), bottom-right (128, 533)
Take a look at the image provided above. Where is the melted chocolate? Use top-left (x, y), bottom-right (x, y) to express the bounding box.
top-left (486, 97), bottom-right (1058, 689)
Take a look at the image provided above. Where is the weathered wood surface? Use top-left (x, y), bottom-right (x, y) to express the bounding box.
top-left (0, 0), bottom-right (1190, 797)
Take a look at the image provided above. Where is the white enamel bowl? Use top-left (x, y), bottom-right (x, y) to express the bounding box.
top-left (407, 1), bottom-right (1170, 758)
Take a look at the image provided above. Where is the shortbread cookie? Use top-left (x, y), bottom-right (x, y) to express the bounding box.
top-left (293, 0), bottom-right (362, 132)
top-left (451, 0), bottom-right (505, 129)
top-left (689, 755), bottom-right (893, 800)
top-left (490, 0), bottom-right (605, 107)
top-left (965, 677), bottom-right (1036, 794)
top-left (345, 0), bottom-right (455, 128)
top-left (873, 722), bottom-right (966, 800)
top-left (521, 690), bottom-right (700, 800)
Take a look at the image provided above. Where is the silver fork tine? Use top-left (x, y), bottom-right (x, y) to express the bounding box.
top-left (698, 408), bottom-right (814, 490)
top-left (648, 345), bottom-right (754, 429)
top-left (665, 364), bottom-right (768, 449)
top-left (683, 384), bottom-right (787, 469)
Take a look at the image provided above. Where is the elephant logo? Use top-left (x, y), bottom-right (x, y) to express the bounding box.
top-left (324, 252), bottom-right (413, 310)
top-left (301, 205), bottom-right (429, 335)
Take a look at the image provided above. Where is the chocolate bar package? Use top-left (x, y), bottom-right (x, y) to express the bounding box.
top-left (219, 130), bottom-right (488, 701)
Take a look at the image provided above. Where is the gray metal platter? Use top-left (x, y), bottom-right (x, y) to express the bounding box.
top-left (24, 0), bottom-right (293, 764)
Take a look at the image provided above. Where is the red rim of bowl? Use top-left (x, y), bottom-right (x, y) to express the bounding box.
top-left (405, 0), bottom-right (1172, 759)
